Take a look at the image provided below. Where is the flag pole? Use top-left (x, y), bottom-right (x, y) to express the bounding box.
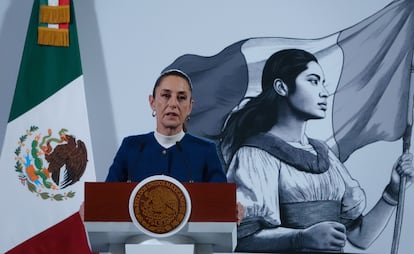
top-left (390, 61), bottom-right (414, 254)
top-left (391, 127), bottom-right (410, 254)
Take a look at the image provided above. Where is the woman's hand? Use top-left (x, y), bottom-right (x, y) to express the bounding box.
top-left (301, 221), bottom-right (346, 251)
top-left (389, 152), bottom-right (414, 194)
top-left (236, 201), bottom-right (245, 225)
top-left (79, 201), bottom-right (85, 221)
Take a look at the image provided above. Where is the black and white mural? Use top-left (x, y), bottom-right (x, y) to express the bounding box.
top-left (163, 0), bottom-right (414, 253)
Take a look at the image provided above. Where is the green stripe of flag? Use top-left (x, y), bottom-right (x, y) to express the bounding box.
top-left (39, 0), bottom-right (49, 6)
top-left (9, 0), bottom-right (81, 122)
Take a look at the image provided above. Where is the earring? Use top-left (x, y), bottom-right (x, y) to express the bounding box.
top-left (186, 115), bottom-right (191, 121)
top-left (152, 110), bottom-right (156, 117)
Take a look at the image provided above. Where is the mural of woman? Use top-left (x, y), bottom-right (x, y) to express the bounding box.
top-left (220, 49), bottom-right (414, 253)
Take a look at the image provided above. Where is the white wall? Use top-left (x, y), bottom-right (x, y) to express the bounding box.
top-left (2, 1), bottom-right (413, 253)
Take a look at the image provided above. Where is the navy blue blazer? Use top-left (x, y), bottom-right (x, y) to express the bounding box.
top-left (105, 132), bottom-right (227, 183)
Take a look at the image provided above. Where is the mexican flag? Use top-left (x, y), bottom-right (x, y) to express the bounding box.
top-left (0, 0), bottom-right (96, 253)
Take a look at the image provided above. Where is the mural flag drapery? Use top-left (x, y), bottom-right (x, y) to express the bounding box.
top-left (331, 0), bottom-right (414, 162)
top-left (165, 0), bottom-right (414, 164)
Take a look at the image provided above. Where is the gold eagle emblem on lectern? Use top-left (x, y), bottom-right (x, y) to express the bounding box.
top-left (131, 179), bottom-right (188, 235)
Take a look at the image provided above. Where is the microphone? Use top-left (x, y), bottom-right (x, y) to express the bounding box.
top-left (139, 142), bottom-right (145, 152)
top-left (128, 142), bottom-right (145, 182)
top-left (176, 141), bottom-right (194, 183)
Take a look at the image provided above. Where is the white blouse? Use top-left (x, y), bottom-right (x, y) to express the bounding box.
top-left (226, 143), bottom-right (366, 226)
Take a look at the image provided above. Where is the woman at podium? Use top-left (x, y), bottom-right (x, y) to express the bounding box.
top-left (105, 69), bottom-right (227, 183)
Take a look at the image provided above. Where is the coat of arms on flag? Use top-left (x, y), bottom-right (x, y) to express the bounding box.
top-left (0, 0), bottom-right (95, 253)
top-left (14, 126), bottom-right (88, 200)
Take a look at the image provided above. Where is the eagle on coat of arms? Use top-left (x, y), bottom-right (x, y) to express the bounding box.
top-left (14, 126), bottom-right (88, 200)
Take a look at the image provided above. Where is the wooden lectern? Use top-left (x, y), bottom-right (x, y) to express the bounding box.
top-left (84, 181), bottom-right (237, 254)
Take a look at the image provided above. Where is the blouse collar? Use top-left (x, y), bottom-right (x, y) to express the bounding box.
top-left (154, 130), bottom-right (185, 148)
